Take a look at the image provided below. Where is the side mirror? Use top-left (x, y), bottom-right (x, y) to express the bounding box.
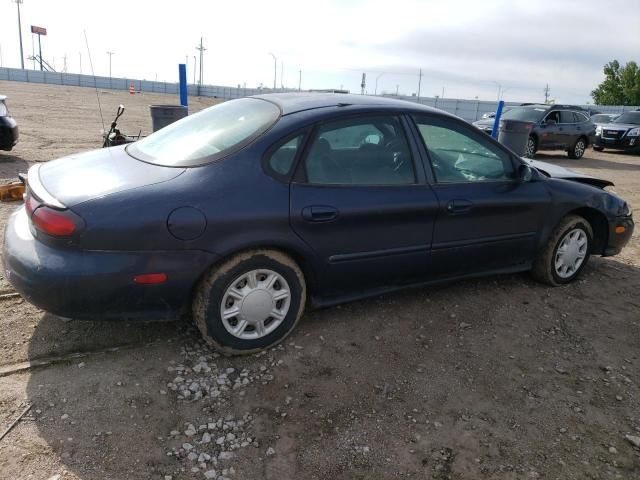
top-left (518, 164), bottom-right (534, 182)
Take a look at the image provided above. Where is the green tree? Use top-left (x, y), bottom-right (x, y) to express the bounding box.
top-left (591, 60), bottom-right (640, 105)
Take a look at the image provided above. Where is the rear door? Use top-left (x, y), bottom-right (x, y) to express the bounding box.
top-left (557, 110), bottom-right (578, 148)
top-left (411, 113), bottom-right (551, 277)
top-left (289, 114), bottom-right (439, 295)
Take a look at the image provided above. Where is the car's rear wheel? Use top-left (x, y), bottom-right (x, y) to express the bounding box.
top-left (193, 249), bottom-right (306, 355)
top-left (568, 137), bottom-right (587, 159)
top-left (525, 135), bottom-right (537, 158)
top-left (593, 145), bottom-right (604, 152)
top-left (531, 215), bottom-right (593, 286)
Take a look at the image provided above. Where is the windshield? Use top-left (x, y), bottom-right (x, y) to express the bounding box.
top-left (127, 98), bottom-right (281, 167)
top-left (501, 107), bottom-right (546, 122)
top-left (591, 114), bottom-right (615, 123)
top-left (612, 112), bottom-right (640, 125)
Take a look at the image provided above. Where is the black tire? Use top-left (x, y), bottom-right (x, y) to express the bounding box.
top-left (568, 137), bottom-right (587, 159)
top-left (193, 249), bottom-right (306, 355)
top-left (525, 135), bottom-right (537, 158)
top-left (531, 215), bottom-right (593, 286)
top-left (593, 145), bottom-right (604, 152)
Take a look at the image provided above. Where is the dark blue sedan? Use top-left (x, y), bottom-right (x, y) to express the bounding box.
top-left (2, 94), bottom-right (634, 354)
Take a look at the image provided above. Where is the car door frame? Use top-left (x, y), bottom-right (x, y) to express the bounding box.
top-left (404, 110), bottom-right (550, 276)
top-left (287, 109), bottom-right (440, 296)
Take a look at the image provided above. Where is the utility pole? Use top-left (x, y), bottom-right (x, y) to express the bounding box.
top-left (269, 53), bottom-right (277, 90)
top-left (544, 83), bottom-right (550, 104)
top-left (15, 0), bottom-right (25, 69)
top-left (361, 73), bottom-right (366, 95)
top-left (0, 43), bottom-right (3, 67)
top-left (196, 38), bottom-right (206, 87)
top-left (78, 52), bottom-right (82, 73)
top-left (106, 51), bottom-right (114, 78)
top-left (417, 68), bottom-right (422, 101)
top-left (62, 54), bottom-right (67, 73)
top-left (298, 70), bottom-right (301, 91)
top-left (193, 56), bottom-right (196, 85)
top-left (280, 61), bottom-right (284, 90)
top-left (395, 84), bottom-right (399, 96)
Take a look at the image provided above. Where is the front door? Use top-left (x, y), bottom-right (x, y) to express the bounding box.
top-left (290, 114), bottom-right (439, 295)
top-left (411, 114), bottom-right (551, 277)
top-left (539, 111), bottom-right (562, 148)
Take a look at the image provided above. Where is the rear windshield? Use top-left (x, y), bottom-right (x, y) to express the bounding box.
top-left (127, 98), bottom-right (280, 167)
top-left (613, 112), bottom-right (640, 125)
top-left (501, 107), bottom-right (546, 122)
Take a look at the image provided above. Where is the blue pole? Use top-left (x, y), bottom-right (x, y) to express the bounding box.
top-left (491, 100), bottom-right (505, 139)
top-left (178, 63), bottom-right (188, 110)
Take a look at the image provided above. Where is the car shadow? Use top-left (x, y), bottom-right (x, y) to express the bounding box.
top-left (0, 152), bottom-right (29, 179)
top-left (20, 256), bottom-right (640, 479)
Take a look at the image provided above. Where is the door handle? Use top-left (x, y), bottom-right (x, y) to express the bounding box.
top-left (302, 205), bottom-right (338, 222)
top-left (446, 199), bottom-right (473, 215)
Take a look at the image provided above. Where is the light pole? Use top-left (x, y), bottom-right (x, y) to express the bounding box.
top-left (196, 38), bottom-right (206, 87)
top-left (269, 53), bottom-right (277, 90)
top-left (374, 72), bottom-right (385, 95)
top-left (106, 51), bottom-right (114, 78)
top-left (14, 0), bottom-right (25, 69)
top-left (193, 56), bottom-right (196, 85)
top-left (298, 70), bottom-right (302, 91)
top-left (492, 81), bottom-right (502, 101)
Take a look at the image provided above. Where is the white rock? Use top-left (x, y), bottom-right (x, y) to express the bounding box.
top-left (203, 470), bottom-right (217, 479)
top-left (183, 443), bottom-right (194, 451)
top-left (218, 451), bottom-right (235, 461)
top-left (198, 452), bottom-right (211, 463)
top-left (625, 435), bottom-right (640, 448)
top-left (216, 436), bottom-right (226, 445)
top-left (201, 432), bottom-right (211, 444)
top-left (266, 447), bottom-right (276, 456)
top-left (188, 452), bottom-right (198, 461)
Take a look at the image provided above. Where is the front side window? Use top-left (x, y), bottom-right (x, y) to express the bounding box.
top-left (545, 111), bottom-right (561, 123)
top-left (414, 116), bottom-right (514, 184)
top-left (127, 98), bottom-right (280, 167)
top-left (304, 116), bottom-right (415, 185)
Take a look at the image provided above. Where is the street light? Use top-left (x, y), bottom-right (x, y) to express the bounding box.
top-left (14, 0), bottom-right (25, 69)
top-left (106, 51), bottom-right (114, 78)
top-left (269, 53), bottom-right (277, 90)
top-left (374, 72), bottom-right (385, 95)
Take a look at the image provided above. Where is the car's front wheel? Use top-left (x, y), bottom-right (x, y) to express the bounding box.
top-left (531, 215), bottom-right (593, 286)
top-left (525, 135), bottom-right (537, 158)
top-left (568, 137), bottom-right (587, 159)
top-left (193, 249), bottom-right (306, 355)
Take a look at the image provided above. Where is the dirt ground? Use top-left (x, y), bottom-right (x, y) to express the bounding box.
top-left (0, 80), bottom-right (639, 480)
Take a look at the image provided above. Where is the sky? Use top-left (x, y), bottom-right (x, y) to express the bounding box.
top-left (0, 0), bottom-right (639, 104)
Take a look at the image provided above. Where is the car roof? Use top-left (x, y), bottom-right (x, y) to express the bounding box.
top-left (251, 92), bottom-right (444, 116)
top-left (518, 103), bottom-right (587, 111)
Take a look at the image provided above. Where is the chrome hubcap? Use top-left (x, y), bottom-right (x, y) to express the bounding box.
top-left (220, 269), bottom-right (290, 340)
top-left (555, 228), bottom-right (588, 278)
top-left (526, 138), bottom-right (535, 157)
top-left (575, 141), bottom-right (585, 157)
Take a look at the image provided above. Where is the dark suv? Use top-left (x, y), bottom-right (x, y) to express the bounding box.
top-left (593, 110), bottom-right (640, 153)
top-left (474, 104), bottom-right (595, 159)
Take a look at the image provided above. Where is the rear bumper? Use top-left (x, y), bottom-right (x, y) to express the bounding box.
top-left (3, 207), bottom-right (217, 321)
top-left (594, 135), bottom-right (640, 152)
top-left (603, 215), bottom-right (634, 256)
top-left (0, 117), bottom-right (19, 151)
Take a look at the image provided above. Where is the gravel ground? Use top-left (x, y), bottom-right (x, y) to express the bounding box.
top-left (0, 81), bottom-right (639, 480)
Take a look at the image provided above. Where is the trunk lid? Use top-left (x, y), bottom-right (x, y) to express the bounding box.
top-left (32, 145), bottom-right (185, 207)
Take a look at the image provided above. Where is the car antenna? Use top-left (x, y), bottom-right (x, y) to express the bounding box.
top-left (83, 30), bottom-right (106, 135)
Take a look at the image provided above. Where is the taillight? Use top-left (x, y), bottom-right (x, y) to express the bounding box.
top-left (25, 194), bottom-right (41, 216)
top-left (32, 206), bottom-right (78, 236)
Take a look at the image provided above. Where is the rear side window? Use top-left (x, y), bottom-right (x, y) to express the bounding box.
top-left (127, 98), bottom-right (280, 167)
top-left (560, 111), bottom-right (575, 123)
top-left (304, 116), bottom-right (415, 185)
top-left (268, 134), bottom-right (304, 175)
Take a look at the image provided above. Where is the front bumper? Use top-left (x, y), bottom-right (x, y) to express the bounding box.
top-left (603, 214), bottom-right (634, 256)
top-left (594, 135), bottom-right (640, 152)
top-left (3, 207), bottom-right (217, 321)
